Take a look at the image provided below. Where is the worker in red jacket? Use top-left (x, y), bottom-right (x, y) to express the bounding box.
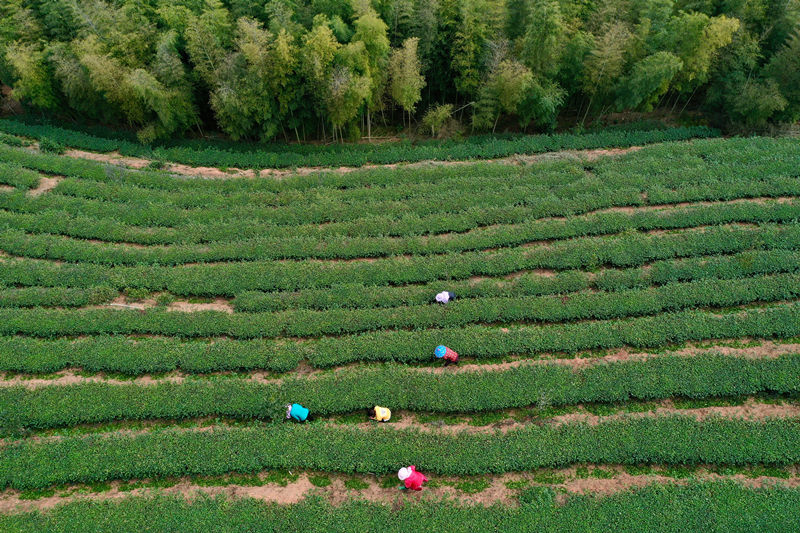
top-left (435, 345), bottom-right (459, 365)
top-left (398, 466), bottom-right (428, 491)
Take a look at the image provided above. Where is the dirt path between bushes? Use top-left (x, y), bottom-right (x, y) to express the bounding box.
top-left (26, 176), bottom-right (62, 196)
top-left (2, 340), bottom-right (798, 388)
top-left (1, 466), bottom-right (798, 514)
top-left (61, 145), bottom-right (645, 180)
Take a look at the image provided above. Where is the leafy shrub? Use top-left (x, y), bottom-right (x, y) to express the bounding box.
top-left (5, 350), bottom-right (800, 429)
top-left (5, 416), bottom-right (800, 489)
top-left (123, 288), bottom-right (150, 301)
top-left (0, 132), bottom-right (30, 147)
top-left (309, 475), bottom-right (331, 487)
top-left (0, 119), bottom-right (718, 169)
top-left (343, 478), bottom-right (369, 490)
top-left (422, 104), bottom-right (453, 137)
top-left (38, 137), bottom-right (64, 154)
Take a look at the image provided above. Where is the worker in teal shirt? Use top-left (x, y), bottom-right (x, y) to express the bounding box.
top-left (286, 403), bottom-right (309, 422)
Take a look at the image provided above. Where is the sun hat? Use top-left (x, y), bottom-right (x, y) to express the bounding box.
top-left (398, 467), bottom-right (412, 480)
top-left (435, 345), bottom-right (446, 358)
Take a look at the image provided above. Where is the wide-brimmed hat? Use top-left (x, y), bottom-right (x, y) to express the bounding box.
top-left (435, 345), bottom-right (446, 358)
top-left (398, 467), bottom-right (412, 480)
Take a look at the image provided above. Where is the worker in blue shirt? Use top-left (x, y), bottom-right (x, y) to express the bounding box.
top-left (286, 403), bottom-right (310, 422)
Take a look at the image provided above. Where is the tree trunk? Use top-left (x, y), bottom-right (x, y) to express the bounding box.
top-left (679, 86), bottom-right (699, 115)
top-left (670, 93), bottom-right (681, 114)
top-left (581, 95), bottom-right (594, 126)
top-left (367, 108), bottom-right (371, 140)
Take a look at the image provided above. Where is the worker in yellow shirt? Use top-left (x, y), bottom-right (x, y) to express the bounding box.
top-left (369, 405), bottom-right (392, 422)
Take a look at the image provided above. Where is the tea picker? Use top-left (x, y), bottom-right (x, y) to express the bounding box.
top-left (286, 403), bottom-right (309, 422)
top-left (435, 345), bottom-right (459, 365)
top-left (435, 291), bottom-right (455, 304)
top-left (398, 466), bottom-right (429, 491)
top-left (369, 405), bottom-right (392, 422)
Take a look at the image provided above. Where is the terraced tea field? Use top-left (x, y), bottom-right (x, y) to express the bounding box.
top-left (2, 126), bottom-right (800, 530)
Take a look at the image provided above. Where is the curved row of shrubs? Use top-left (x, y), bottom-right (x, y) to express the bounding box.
top-left (4, 352), bottom-right (799, 429)
top-left (0, 303), bottom-right (796, 374)
top-left (0, 119), bottom-right (718, 169)
top-left (1, 415), bottom-right (798, 489)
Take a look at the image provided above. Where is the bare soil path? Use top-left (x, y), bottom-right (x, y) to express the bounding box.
top-left (1, 466), bottom-right (798, 514)
top-left (59, 145), bottom-right (645, 180)
top-left (2, 340), bottom-right (798, 387)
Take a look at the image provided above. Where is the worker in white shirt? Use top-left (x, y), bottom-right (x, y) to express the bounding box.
top-left (435, 291), bottom-right (455, 304)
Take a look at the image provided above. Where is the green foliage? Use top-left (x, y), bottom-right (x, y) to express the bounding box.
top-left (2, 218), bottom-right (796, 296)
top-left (764, 31), bottom-right (800, 123)
top-left (0, 271), bottom-right (796, 340)
top-left (0, 132), bottom-right (30, 147)
top-left (4, 43), bottom-right (58, 110)
top-left (1, 195), bottom-right (797, 265)
top-left (37, 137), bottom-right (63, 154)
top-left (5, 349), bottom-right (800, 429)
top-left (0, 286), bottom-right (115, 308)
top-left (0, 336), bottom-right (304, 374)
top-left (344, 478), bottom-right (370, 490)
top-left (0, 0), bottom-right (797, 137)
top-left (421, 104), bottom-right (453, 137)
top-left (615, 52), bottom-right (683, 111)
top-left (309, 475), bottom-right (332, 487)
top-left (0, 161), bottom-right (39, 189)
top-left (2, 482), bottom-right (800, 531)
top-left (123, 288), bottom-right (151, 302)
top-left (389, 37), bottom-right (425, 115)
top-left (0, 119), bottom-right (716, 168)
top-left (6, 416), bottom-right (800, 489)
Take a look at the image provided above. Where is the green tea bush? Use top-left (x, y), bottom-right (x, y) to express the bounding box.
top-left (2, 416), bottom-right (799, 489)
top-left (37, 137), bottom-right (64, 154)
top-left (0, 336), bottom-right (304, 374)
top-left (0, 303), bottom-right (796, 374)
top-left (307, 302), bottom-right (800, 367)
top-left (2, 200), bottom-right (798, 265)
top-left (0, 119), bottom-right (718, 169)
top-left (2, 224), bottom-right (797, 295)
top-left (5, 352), bottom-right (800, 429)
top-left (1, 482), bottom-right (799, 532)
top-left (234, 250), bottom-right (800, 312)
top-left (0, 286), bottom-right (115, 308)
top-left (0, 272), bottom-right (795, 339)
top-left (0, 132), bottom-right (30, 147)
top-left (0, 162), bottom-right (40, 190)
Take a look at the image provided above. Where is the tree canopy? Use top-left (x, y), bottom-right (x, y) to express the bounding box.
top-left (0, 0), bottom-right (797, 141)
